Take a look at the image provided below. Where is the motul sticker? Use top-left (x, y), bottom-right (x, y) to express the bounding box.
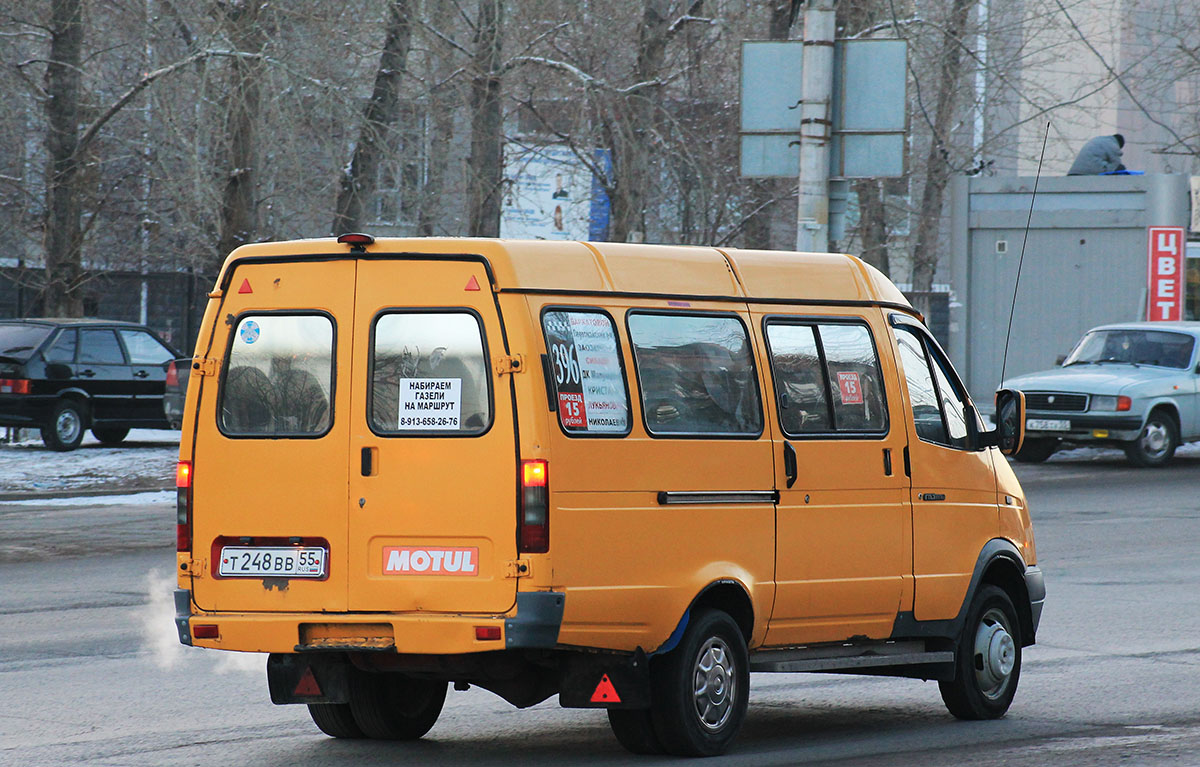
top-left (837, 371), bottom-right (863, 405)
top-left (383, 547), bottom-right (479, 576)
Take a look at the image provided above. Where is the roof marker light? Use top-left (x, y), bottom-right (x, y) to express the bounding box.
top-left (337, 233), bottom-right (375, 251)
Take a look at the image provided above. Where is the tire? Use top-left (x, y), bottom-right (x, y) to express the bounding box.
top-left (607, 708), bottom-right (664, 755)
top-left (939, 584), bottom-right (1022, 720)
top-left (1124, 411), bottom-right (1178, 467)
top-left (41, 400), bottom-right (86, 451)
top-left (1012, 438), bottom-right (1056, 463)
top-left (91, 427), bottom-right (129, 445)
top-left (307, 703), bottom-right (365, 739)
top-left (648, 609), bottom-right (749, 757)
top-left (348, 673), bottom-right (447, 740)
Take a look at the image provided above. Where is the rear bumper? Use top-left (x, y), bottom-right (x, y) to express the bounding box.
top-left (0, 396), bottom-right (52, 427)
top-left (176, 589), bottom-right (564, 654)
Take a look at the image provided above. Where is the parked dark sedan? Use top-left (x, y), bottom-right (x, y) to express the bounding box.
top-left (0, 318), bottom-right (180, 450)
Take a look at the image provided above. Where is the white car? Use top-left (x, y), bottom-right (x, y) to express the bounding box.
top-left (1002, 322), bottom-right (1200, 467)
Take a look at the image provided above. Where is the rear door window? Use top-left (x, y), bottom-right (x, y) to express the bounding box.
top-left (78, 329), bottom-right (127, 365)
top-left (541, 309), bottom-right (630, 435)
top-left (369, 311), bottom-right (491, 435)
top-left (220, 314), bottom-right (334, 437)
top-left (627, 312), bottom-right (762, 437)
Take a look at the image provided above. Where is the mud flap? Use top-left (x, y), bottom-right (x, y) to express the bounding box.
top-left (266, 653), bottom-right (353, 705)
top-left (558, 648), bottom-right (651, 709)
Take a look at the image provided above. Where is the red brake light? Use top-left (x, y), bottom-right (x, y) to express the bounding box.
top-left (519, 459), bottom-right (549, 554)
top-left (165, 361), bottom-right (179, 387)
top-left (336, 233), bottom-right (375, 247)
top-left (176, 461), bottom-right (192, 552)
top-left (475, 626), bottom-right (501, 641)
top-left (0, 378), bottom-right (31, 394)
top-left (1116, 396), bottom-right (1131, 411)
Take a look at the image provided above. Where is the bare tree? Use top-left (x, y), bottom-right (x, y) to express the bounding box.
top-left (332, 0), bottom-right (415, 235)
top-left (467, 0), bottom-right (503, 236)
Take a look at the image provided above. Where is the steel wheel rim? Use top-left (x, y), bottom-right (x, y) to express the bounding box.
top-left (56, 409), bottom-right (81, 444)
top-left (1139, 421), bottom-right (1170, 458)
top-left (973, 607), bottom-right (1016, 700)
top-left (692, 636), bottom-right (735, 731)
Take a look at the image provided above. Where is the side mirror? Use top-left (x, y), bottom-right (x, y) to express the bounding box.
top-left (1055, 354), bottom-right (1067, 366)
top-left (994, 388), bottom-right (1026, 456)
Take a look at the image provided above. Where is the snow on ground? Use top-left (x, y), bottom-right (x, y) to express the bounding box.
top-left (0, 490), bottom-right (175, 506)
top-left (0, 428), bottom-right (178, 495)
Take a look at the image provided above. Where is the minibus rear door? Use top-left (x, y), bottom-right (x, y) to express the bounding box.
top-left (346, 257), bottom-right (519, 614)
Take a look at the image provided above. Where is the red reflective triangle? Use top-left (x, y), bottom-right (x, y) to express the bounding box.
top-left (464, 275), bottom-right (481, 291)
top-left (238, 278), bottom-right (253, 294)
top-left (590, 673), bottom-right (620, 704)
top-left (294, 667), bottom-right (322, 697)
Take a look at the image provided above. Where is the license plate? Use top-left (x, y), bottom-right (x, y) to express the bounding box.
top-left (1026, 418), bottom-right (1070, 431)
top-left (219, 546), bottom-right (327, 578)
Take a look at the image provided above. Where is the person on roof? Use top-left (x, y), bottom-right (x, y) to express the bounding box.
top-left (1067, 134), bottom-right (1126, 175)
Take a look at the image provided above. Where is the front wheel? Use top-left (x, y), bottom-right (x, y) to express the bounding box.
top-left (648, 609), bottom-right (749, 757)
top-left (1124, 413), bottom-right (1177, 467)
top-left (939, 584), bottom-right (1022, 720)
top-left (1012, 438), bottom-right (1056, 463)
top-left (42, 400), bottom-right (86, 451)
top-left (91, 426), bottom-right (130, 445)
top-left (348, 673), bottom-right (446, 740)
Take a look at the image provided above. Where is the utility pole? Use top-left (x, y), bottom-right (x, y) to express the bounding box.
top-left (795, 0), bottom-right (836, 253)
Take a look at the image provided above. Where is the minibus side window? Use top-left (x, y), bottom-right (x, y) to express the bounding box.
top-left (766, 321), bottom-right (887, 436)
top-left (369, 311), bottom-right (491, 436)
top-left (627, 312), bottom-right (763, 437)
top-left (541, 309), bottom-right (631, 435)
top-left (220, 314), bottom-right (334, 437)
top-left (895, 325), bottom-right (976, 448)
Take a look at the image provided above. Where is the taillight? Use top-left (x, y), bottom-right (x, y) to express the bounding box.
top-left (0, 378), bottom-right (31, 394)
top-left (519, 459), bottom-right (549, 554)
top-left (176, 460), bottom-right (192, 552)
top-left (165, 361), bottom-right (179, 387)
top-left (1116, 396), bottom-right (1132, 411)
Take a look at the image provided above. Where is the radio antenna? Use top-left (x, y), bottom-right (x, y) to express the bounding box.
top-left (1000, 122), bottom-right (1050, 384)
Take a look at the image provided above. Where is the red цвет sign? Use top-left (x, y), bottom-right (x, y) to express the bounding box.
top-left (1147, 226), bottom-right (1185, 321)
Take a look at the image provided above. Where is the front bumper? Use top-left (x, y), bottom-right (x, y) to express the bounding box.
top-left (1025, 413), bottom-right (1143, 442)
top-left (175, 589), bottom-right (565, 654)
top-left (1024, 566), bottom-right (1045, 637)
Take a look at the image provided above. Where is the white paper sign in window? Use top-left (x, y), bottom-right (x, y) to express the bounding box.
top-left (542, 310), bottom-right (629, 434)
top-left (397, 378), bottom-right (462, 430)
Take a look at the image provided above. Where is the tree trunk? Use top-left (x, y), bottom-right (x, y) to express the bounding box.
top-left (332, 0), bottom-right (414, 235)
top-left (216, 1), bottom-right (266, 267)
top-left (854, 179), bottom-right (890, 275)
top-left (467, 0), bottom-right (502, 237)
top-left (910, 0), bottom-right (976, 314)
top-left (42, 0), bottom-right (85, 317)
top-left (742, 0), bottom-right (797, 249)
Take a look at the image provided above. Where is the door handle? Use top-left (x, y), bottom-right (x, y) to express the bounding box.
top-left (783, 441), bottom-right (797, 489)
top-left (919, 492), bottom-right (946, 501)
top-left (361, 447), bottom-right (374, 477)
top-left (80, 369), bottom-right (95, 378)
top-left (133, 370), bottom-right (149, 379)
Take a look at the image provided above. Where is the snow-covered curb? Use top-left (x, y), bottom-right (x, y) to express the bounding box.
top-left (0, 428), bottom-right (179, 495)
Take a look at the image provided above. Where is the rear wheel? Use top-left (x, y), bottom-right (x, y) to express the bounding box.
top-left (42, 400), bottom-right (85, 451)
top-left (607, 708), bottom-right (664, 755)
top-left (1124, 412), bottom-right (1177, 467)
top-left (648, 609), bottom-right (749, 757)
top-left (91, 427), bottom-right (130, 445)
top-left (307, 703), bottom-right (365, 739)
top-left (1012, 438), bottom-right (1056, 463)
top-left (348, 673), bottom-right (447, 740)
top-left (939, 585), bottom-right (1022, 720)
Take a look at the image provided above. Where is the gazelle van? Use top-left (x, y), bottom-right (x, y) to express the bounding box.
top-left (174, 235), bottom-right (1042, 757)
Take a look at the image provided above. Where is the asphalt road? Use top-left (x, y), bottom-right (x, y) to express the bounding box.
top-left (2, 450), bottom-right (1199, 765)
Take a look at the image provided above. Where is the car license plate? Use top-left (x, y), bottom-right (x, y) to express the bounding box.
top-left (1026, 418), bottom-right (1070, 431)
top-left (219, 546), bottom-right (327, 578)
